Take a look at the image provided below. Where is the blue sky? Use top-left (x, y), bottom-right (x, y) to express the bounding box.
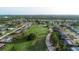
top-left (0, 0), bottom-right (79, 15)
top-left (0, 7), bottom-right (55, 15)
top-left (0, 7), bottom-right (79, 15)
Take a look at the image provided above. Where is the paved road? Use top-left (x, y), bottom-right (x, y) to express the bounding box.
top-left (0, 22), bottom-right (31, 40)
top-left (46, 28), bottom-right (55, 51)
top-left (0, 24), bottom-right (26, 47)
top-left (0, 24), bottom-right (25, 40)
top-left (0, 22), bottom-right (31, 47)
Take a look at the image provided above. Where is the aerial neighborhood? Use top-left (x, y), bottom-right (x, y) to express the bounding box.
top-left (0, 15), bottom-right (79, 51)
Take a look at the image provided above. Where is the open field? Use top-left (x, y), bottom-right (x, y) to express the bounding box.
top-left (0, 24), bottom-right (48, 51)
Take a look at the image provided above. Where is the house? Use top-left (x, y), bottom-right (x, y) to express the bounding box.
top-left (0, 36), bottom-right (13, 42)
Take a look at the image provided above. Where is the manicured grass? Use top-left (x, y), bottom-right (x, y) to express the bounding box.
top-left (0, 24), bottom-right (48, 51)
top-left (26, 25), bottom-right (48, 38)
top-left (74, 26), bottom-right (79, 30)
top-left (1, 44), bottom-right (14, 51)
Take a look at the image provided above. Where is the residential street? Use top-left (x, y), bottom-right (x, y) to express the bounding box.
top-left (46, 28), bottom-right (55, 51)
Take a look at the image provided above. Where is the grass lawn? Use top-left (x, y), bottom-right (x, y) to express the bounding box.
top-left (0, 24), bottom-right (48, 51)
top-left (74, 26), bottom-right (79, 30)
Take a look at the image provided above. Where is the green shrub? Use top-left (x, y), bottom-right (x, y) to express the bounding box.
top-left (26, 33), bottom-right (36, 41)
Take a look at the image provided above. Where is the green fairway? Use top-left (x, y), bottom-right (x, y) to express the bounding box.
top-left (0, 24), bottom-right (48, 51)
top-left (74, 26), bottom-right (79, 30)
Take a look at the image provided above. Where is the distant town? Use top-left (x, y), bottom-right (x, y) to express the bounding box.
top-left (0, 15), bottom-right (79, 51)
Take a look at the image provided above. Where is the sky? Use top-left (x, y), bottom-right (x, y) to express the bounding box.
top-left (0, 7), bottom-right (57, 15)
top-left (0, 0), bottom-right (79, 15)
top-left (0, 7), bottom-right (79, 15)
